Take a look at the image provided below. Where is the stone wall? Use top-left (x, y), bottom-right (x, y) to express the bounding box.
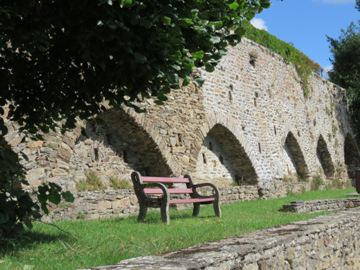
top-left (281, 198), bottom-right (360, 213)
top-left (43, 185), bottom-right (260, 221)
top-left (42, 189), bottom-right (138, 221)
top-left (3, 38), bottom-right (360, 198)
top-left (85, 208), bottom-right (360, 270)
top-left (43, 176), bottom-right (348, 222)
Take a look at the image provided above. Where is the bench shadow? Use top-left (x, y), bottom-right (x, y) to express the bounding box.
top-left (345, 193), bottom-right (360, 198)
top-left (126, 210), bottom-right (219, 225)
top-left (0, 230), bottom-right (69, 256)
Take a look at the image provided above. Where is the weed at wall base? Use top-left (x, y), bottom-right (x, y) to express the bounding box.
top-left (109, 176), bottom-right (132, 189)
top-left (76, 171), bottom-right (105, 191)
top-left (310, 176), bottom-right (324, 191)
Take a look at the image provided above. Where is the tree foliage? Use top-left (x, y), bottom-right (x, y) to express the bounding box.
top-left (0, 0), bottom-right (270, 136)
top-left (0, 0), bottom-right (270, 238)
top-left (328, 22), bottom-right (360, 141)
top-left (0, 138), bottom-right (74, 240)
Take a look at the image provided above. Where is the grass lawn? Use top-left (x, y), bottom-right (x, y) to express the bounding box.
top-left (0, 188), bottom-right (356, 270)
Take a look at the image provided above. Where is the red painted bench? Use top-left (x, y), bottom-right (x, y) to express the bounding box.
top-left (131, 171), bottom-right (221, 224)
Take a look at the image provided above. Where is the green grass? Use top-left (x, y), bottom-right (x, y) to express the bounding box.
top-left (0, 188), bottom-right (355, 270)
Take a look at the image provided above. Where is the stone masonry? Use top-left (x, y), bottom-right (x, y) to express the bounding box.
top-left (281, 198), bottom-right (360, 213)
top-left (43, 178), bottom-right (350, 222)
top-left (84, 208), bottom-right (360, 270)
top-left (3, 38), bottom-right (360, 203)
top-left (44, 185), bottom-right (260, 221)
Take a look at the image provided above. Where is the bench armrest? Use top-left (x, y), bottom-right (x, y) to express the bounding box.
top-left (192, 183), bottom-right (220, 199)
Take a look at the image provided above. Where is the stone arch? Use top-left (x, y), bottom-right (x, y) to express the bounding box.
top-left (124, 107), bottom-right (182, 174)
top-left (194, 123), bottom-right (258, 186)
top-left (193, 111), bottom-right (265, 180)
top-left (344, 133), bottom-right (360, 179)
top-left (316, 135), bottom-right (335, 178)
top-left (70, 109), bottom-right (173, 183)
top-left (284, 132), bottom-right (309, 179)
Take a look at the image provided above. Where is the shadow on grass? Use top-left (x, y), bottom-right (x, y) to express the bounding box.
top-left (345, 193), bottom-right (360, 198)
top-left (0, 230), bottom-right (69, 256)
top-left (118, 209), bottom-right (218, 225)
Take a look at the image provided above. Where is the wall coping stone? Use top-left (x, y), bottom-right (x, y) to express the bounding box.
top-left (281, 198), bottom-right (360, 213)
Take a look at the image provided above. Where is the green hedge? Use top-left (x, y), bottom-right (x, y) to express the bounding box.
top-left (244, 23), bottom-right (321, 97)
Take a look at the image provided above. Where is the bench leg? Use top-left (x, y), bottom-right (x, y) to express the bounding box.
top-left (138, 205), bottom-right (148, 222)
top-left (192, 203), bottom-right (200, 217)
top-left (213, 201), bottom-right (221, 218)
top-left (160, 203), bottom-right (170, 225)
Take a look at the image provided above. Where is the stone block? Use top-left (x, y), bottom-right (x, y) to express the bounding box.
top-left (27, 167), bottom-right (46, 181)
top-left (27, 140), bottom-right (44, 148)
top-left (97, 200), bottom-right (112, 211)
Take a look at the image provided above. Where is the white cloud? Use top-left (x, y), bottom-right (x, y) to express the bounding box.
top-left (321, 65), bottom-right (333, 79)
top-left (250, 18), bottom-right (268, 31)
top-left (314, 0), bottom-right (354, 4)
top-left (324, 65), bottom-right (333, 73)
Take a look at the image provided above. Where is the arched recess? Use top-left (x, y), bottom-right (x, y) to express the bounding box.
top-left (70, 109), bottom-right (173, 181)
top-left (284, 132), bottom-right (309, 179)
top-left (316, 135), bottom-right (335, 178)
top-left (194, 123), bottom-right (258, 186)
top-left (344, 133), bottom-right (360, 179)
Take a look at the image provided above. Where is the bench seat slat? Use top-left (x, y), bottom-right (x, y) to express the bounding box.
top-left (144, 188), bottom-right (193, 194)
top-left (169, 198), bottom-right (215, 204)
top-left (141, 176), bottom-right (189, 183)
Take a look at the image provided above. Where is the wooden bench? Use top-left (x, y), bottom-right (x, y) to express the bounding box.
top-left (131, 171), bottom-right (221, 224)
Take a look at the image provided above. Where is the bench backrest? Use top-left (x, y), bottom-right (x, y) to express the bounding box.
top-left (131, 171), bottom-right (194, 197)
top-left (141, 176), bottom-right (190, 184)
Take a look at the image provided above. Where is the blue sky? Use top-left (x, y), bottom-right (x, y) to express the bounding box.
top-left (251, 0), bottom-right (359, 70)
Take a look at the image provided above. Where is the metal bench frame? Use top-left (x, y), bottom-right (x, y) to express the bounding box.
top-left (131, 171), bottom-right (221, 224)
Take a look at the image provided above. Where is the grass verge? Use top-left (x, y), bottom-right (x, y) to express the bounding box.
top-left (0, 188), bottom-right (356, 270)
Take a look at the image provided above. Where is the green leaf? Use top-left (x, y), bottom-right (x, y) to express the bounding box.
top-left (154, 100), bottom-right (164, 105)
top-left (192, 50), bottom-right (204, 60)
top-left (41, 203), bottom-right (49, 215)
top-left (228, 1), bottom-right (240, 10)
top-left (48, 192), bottom-right (61, 205)
top-left (205, 63), bottom-right (215, 72)
top-left (62, 191), bottom-right (75, 203)
top-left (183, 76), bottom-right (190, 86)
top-left (245, 11), bottom-right (256, 21)
top-left (210, 36), bottom-right (221, 44)
top-left (194, 77), bottom-right (205, 87)
top-left (162, 16), bottom-right (172, 26)
top-left (119, 0), bottom-right (133, 7)
top-left (235, 26), bottom-right (246, 37)
top-left (168, 72), bottom-right (179, 87)
top-left (209, 21), bottom-right (223, 29)
top-left (171, 64), bottom-right (181, 71)
top-left (180, 18), bottom-right (194, 26)
top-left (157, 92), bottom-right (168, 101)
